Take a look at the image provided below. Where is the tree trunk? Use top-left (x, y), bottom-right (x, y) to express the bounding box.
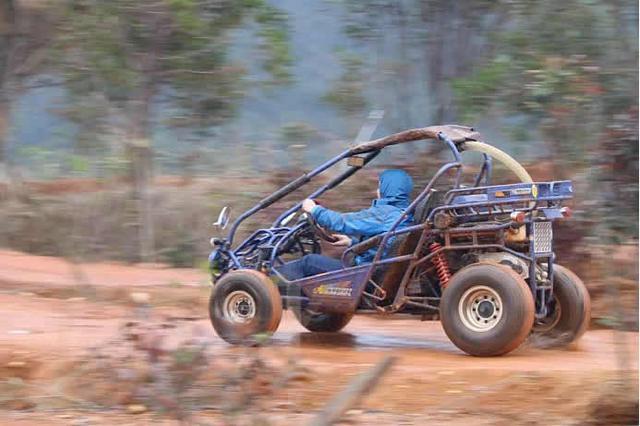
top-left (129, 139), bottom-right (154, 263)
top-left (128, 89), bottom-right (155, 263)
top-left (0, 97), bottom-right (9, 178)
top-left (128, 18), bottom-right (164, 263)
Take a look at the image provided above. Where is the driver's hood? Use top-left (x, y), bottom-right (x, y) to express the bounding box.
top-left (373, 169), bottom-right (413, 209)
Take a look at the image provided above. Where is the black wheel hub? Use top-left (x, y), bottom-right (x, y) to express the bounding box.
top-left (477, 300), bottom-right (495, 319)
top-left (238, 301), bottom-right (251, 316)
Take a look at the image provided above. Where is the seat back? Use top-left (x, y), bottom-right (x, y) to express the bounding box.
top-left (414, 189), bottom-right (445, 223)
top-left (376, 230), bottom-right (422, 300)
top-left (376, 190), bottom-right (444, 302)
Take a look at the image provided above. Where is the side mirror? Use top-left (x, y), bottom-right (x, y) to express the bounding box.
top-left (213, 206), bottom-right (231, 229)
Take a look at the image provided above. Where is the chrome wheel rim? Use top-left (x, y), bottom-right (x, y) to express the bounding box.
top-left (223, 290), bottom-right (256, 324)
top-left (458, 285), bottom-right (503, 332)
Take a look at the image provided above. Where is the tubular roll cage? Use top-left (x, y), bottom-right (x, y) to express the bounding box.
top-left (220, 125), bottom-right (570, 317)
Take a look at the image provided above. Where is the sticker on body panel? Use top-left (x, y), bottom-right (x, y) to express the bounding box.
top-left (312, 280), bottom-right (353, 297)
top-left (493, 184), bottom-right (538, 198)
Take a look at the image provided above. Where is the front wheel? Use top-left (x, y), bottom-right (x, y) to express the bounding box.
top-left (440, 262), bottom-right (535, 357)
top-left (209, 270), bottom-right (282, 345)
top-left (533, 264), bottom-right (590, 347)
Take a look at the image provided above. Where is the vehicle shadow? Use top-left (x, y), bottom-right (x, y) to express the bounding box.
top-left (288, 331), bottom-right (458, 352)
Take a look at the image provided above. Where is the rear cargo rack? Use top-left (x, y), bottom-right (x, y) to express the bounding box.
top-left (427, 181), bottom-right (572, 222)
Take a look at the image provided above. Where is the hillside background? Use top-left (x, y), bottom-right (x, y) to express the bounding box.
top-left (0, 1), bottom-right (637, 301)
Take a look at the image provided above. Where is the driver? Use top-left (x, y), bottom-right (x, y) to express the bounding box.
top-left (276, 169), bottom-right (413, 280)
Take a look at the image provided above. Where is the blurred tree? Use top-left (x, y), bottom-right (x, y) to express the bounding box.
top-left (280, 121), bottom-right (317, 145)
top-left (323, 52), bottom-right (368, 133)
top-left (338, 0), bottom-right (506, 123)
top-left (0, 1), bottom-right (53, 178)
top-left (450, 0), bottom-right (638, 235)
top-left (279, 121), bottom-right (317, 168)
top-left (255, 2), bottom-right (293, 86)
top-left (52, 0), bottom-right (291, 261)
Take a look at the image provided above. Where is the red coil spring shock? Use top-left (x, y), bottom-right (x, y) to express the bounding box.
top-left (429, 242), bottom-right (451, 289)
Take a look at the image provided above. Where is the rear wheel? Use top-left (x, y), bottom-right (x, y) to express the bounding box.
top-left (533, 264), bottom-right (590, 346)
top-left (292, 308), bottom-right (353, 332)
top-left (440, 262), bottom-right (535, 357)
top-left (209, 270), bottom-right (282, 345)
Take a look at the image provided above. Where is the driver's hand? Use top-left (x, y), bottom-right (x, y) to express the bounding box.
top-left (302, 198), bottom-right (317, 213)
top-left (330, 233), bottom-right (352, 247)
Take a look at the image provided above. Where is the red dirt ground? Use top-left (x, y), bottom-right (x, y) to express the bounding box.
top-left (0, 250), bottom-right (637, 425)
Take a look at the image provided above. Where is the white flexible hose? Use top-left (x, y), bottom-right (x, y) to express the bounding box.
top-left (462, 141), bottom-right (533, 183)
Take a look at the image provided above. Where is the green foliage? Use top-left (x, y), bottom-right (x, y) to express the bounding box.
top-left (161, 239), bottom-right (197, 267)
top-left (67, 154), bottom-right (90, 173)
top-left (451, 56), bottom-right (509, 122)
top-left (451, 0), bottom-right (637, 148)
top-left (339, 0), bottom-right (390, 41)
top-left (17, 146), bottom-right (62, 178)
top-left (52, 0), bottom-right (292, 146)
top-left (279, 122), bottom-right (317, 145)
top-left (323, 52), bottom-right (368, 116)
top-left (450, 0), bottom-right (638, 236)
top-left (255, 4), bottom-right (293, 84)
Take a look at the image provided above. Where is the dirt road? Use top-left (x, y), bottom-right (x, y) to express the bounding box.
top-left (0, 250), bottom-right (637, 425)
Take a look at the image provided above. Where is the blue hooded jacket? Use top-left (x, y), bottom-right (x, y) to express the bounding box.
top-left (311, 169), bottom-right (414, 265)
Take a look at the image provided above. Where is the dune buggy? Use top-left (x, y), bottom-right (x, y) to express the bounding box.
top-left (207, 125), bottom-right (590, 356)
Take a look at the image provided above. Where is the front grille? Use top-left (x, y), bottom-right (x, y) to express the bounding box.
top-left (532, 221), bottom-right (553, 254)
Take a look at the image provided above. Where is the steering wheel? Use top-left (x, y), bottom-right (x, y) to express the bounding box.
top-left (303, 212), bottom-right (339, 243)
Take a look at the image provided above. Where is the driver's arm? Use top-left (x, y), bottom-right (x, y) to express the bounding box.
top-left (311, 205), bottom-right (387, 238)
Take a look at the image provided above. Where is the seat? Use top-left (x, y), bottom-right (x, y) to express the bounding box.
top-left (347, 190), bottom-right (445, 305)
top-left (375, 190), bottom-right (444, 303)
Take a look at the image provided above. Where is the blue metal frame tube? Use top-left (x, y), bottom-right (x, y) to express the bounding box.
top-left (272, 150), bottom-right (380, 227)
top-left (473, 154), bottom-right (493, 187)
top-left (268, 222), bottom-right (308, 265)
top-left (437, 132), bottom-right (462, 162)
top-left (227, 150), bottom-right (350, 244)
top-left (368, 161), bottom-right (462, 269)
